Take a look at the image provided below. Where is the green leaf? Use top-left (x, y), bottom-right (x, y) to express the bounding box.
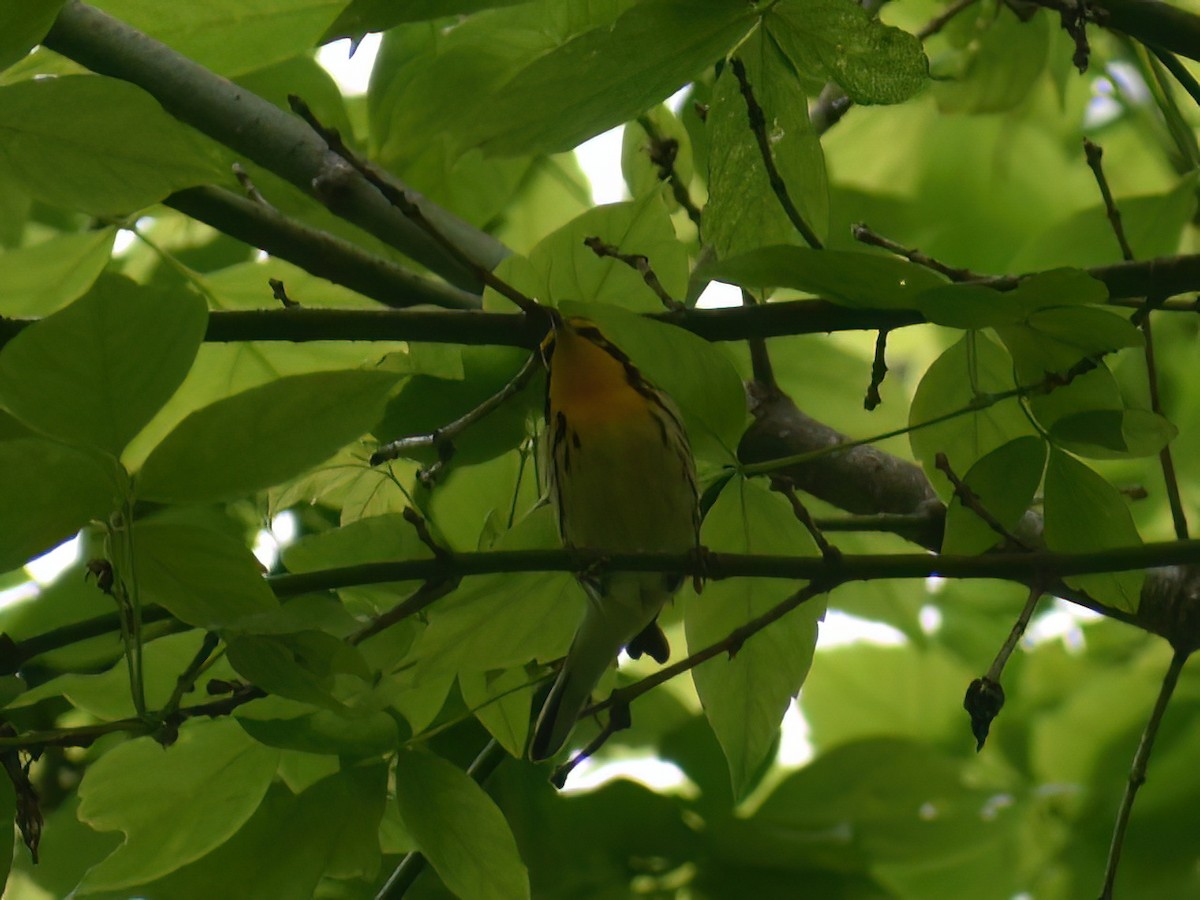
top-left (76, 719), bottom-right (280, 893)
top-left (460, 667), bottom-right (534, 758)
top-left (489, 190), bottom-right (688, 311)
top-left (137, 369), bottom-right (398, 503)
top-left (932, 6), bottom-right (1049, 113)
top-left (236, 701), bottom-right (400, 757)
top-left (0, 275), bottom-right (206, 455)
top-left (0, 0), bottom-right (64, 73)
top-left (394, 749), bottom-right (530, 900)
top-left (456, 0), bottom-right (755, 157)
top-left (282, 512), bottom-right (434, 572)
top-left (703, 29), bottom-right (829, 257)
top-left (0, 75), bottom-right (221, 216)
top-left (709, 245), bottom-right (945, 307)
top-left (996, 306), bottom-right (1142, 379)
top-left (0, 227), bottom-right (115, 318)
top-left (908, 334), bottom-right (1035, 494)
top-left (1048, 408), bottom-right (1178, 460)
top-left (1043, 449), bottom-right (1144, 612)
top-left (622, 104), bottom-right (694, 203)
top-left (91, 0), bottom-right (346, 77)
top-left (942, 436), bottom-right (1046, 555)
top-left (325, 0), bottom-right (527, 38)
top-left (133, 521), bottom-right (278, 628)
top-left (686, 478), bottom-right (823, 799)
top-left (226, 631), bottom-right (371, 711)
top-left (0, 438), bottom-right (117, 572)
top-left (768, 0), bottom-right (927, 105)
top-left (559, 301), bottom-right (747, 462)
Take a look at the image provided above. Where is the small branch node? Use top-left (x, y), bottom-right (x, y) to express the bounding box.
top-left (583, 236), bottom-right (683, 310)
top-left (268, 278), bottom-right (299, 308)
top-left (864, 328), bottom-right (890, 410)
top-left (852, 223), bottom-right (981, 282)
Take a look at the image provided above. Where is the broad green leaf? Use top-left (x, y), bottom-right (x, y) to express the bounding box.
top-left (0, 276), bottom-right (206, 455)
top-left (0, 227), bottom-right (115, 317)
top-left (325, 0), bottom-right (527, 38)
top-left (686, 478), bottom-right (823, 799)
top-left (703, 30), bottom-right (829, 257)
top-left (768, 0), bottom-right (927, 105)
top-left (1049, 408), bottom-right (1178, 460)
top-left (489, 190), bottom-right (688, 311)
top-left (709, 245), bottom-right (945, 307)
top-left (932, 5), bottom-right (1049, 113)
top-left (0, 438), bottom-right (117, 572)
top-left (0, 0), bottom-right (64, 73)
top-left (1043, 449), bottom-right (1144, 612)
top-left (559, 301), bottom-right (747, 462)
top-left (394, 749), bottom-right (530, 900)
top-left (918, 269), bottom-right (1108, 329)
top-left (91, 0), bottom-right (346, 77)
top-left (76, 719), bottom-right (280, 893)
top-left (460, 667), bottom-right (534, 758)
top-left (236, 701), bottom-right (400, 757)
top-left (942, 436), bottom-right (1046, 555)
top-left (0, 75), bottom-right (221, 216)
top-left (226, 631), bottom-right (371, 711)
top-left (456, 0), bottom-right (756, 157)
top-left (282, 512), bottom-right (434, 572)
top-left (909, 334), bottom-right (1035, 494)
top-left (996, 306), bottom-right (1142, 379)
top-left (137, 369), bottom-right (398, 503)
top-left (133, 521), bottom-right (278, 628)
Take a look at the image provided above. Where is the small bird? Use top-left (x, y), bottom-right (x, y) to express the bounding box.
top-left (529, 314), bottom-right (699, 762)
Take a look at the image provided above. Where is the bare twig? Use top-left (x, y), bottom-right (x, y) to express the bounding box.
top-left (268, 278), bottom-right (299, 308)
top-left (728, 58), bottom-right (824, 250)
top-left (772, 479), bottom-right (841, 562)
top-left (936, 453), bottom-right (1032, 551)
top-left (864, 328), bottom-right (890, 410)
top-left (371, 351), bottom-right (542, 469)
top-left (583, 236), bottom-right (682, 310)
top-left (741, 288), bottom-right (779, 391)
top-left (634, 113), bottom-right (702, 226)
top-left (349, 578), bottom-right (460, 646)
top-left (231, 162), bottom-right (273, 209)
top-left (549, 703), bottom-right (632, 789)
top-left (852, 223), bottom-right (982, 281)
top-left (918, 0), bottom-right (981, 38)
top-left (1099, 649), bottom-right (1191, 899)
top-left (1083, 139), bottom-right (1136, 261)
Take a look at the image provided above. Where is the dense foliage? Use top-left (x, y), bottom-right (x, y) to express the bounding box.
top-left (1, 0), bottom-right (1200, 897)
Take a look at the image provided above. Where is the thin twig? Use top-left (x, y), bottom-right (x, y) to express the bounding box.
top-left (936, 453), bottom-right (1032, 551)
top-left (231, 162), bottom-right (273, 209)
top-left (350, 579), bottom-right (461, 646)
top-left (583, 236), bottom-right (682, 310)
top-left (772, 479), bottom-right (841, 562)
top-left (741, 288), bottom-right (779, 390)
top-left (160, 632), bottom-right (221, 721)
top-left (634, 114), bottom-right (702, 226)
top-left (1099, 649), bottom-right (1190, 899)
top-left (268, 278), bottom-right (299, 308)
top-left (728, 58), bottom-right (824, 250)
top-left (1084, 139), bottom-right (1189, 539)
top-left (852, 223), bottom-right (982, 281)
top-left (864, 328), bottom-right (890, 410)
top-left (371, 351), bottom-right (542, 468)
top-left (549, 703), bottom-right (632, 789)
top-left (918, 0), bottom-right (981, 38)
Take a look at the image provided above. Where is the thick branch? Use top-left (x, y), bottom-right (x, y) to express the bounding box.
top-left (43, 1), bottom-right (506, 290)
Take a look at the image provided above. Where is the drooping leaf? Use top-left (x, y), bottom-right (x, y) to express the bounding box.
top-left (0, 438), bottom-right (117, 572)
top-left (394, 749), bottom-right (530, 900)
top-left (0, 0), bottom-right (64, 73)
top-left (76, 719), bottom-right (280, 893)
top-left (686, 478), bottom-right (823, 799)
top-left (0, 227), bottom-right (115, 318)
top-left (137, 370), bottom-right (398, 503)
top-left (461, 667), bottom-right (535, 758)
top-left (226, 631), bottom-right (371, 711)
top-left (1043, 449), bottom-right (1144, 612)
top-left (0, 275), bottom-right (206, 455)
top-left (703, 29), bottom-right (829, 257)
top-left (133, 520), bottom-right (278, 628)
top-left (0, 75), bottom-right (222, 216)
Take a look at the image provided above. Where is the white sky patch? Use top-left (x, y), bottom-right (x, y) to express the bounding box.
top-left (0, 582), bottom-right (40, 614)
top-left (252, 510), bottom-right (299, 570)
top-left (817, 609), bottom-right (907, 649)
top-left (777, 697), bottom-right (815, 767)
top-left (575, 125), bottom-right (628, 205)
top-left (918, 603), bottom-right (943, 635)
top-left (560, 754), bottom-right (694, 796)
top-left (925, 575), bottom-right (946, 594)
top-left (696, 281), bottom-right (741, 309)
top-left (316, 33), bottom-right (382, 97)
top-left (1024, 597), bottom-right (1101, 653)
top-left (112, 229), bottom-right (137, 256)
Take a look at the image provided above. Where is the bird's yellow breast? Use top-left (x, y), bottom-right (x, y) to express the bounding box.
top-left (546, 322), bottom-right (646, 426)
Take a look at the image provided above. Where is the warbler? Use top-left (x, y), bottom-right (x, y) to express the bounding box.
top-left (529, 314), bottom-right (699, 762)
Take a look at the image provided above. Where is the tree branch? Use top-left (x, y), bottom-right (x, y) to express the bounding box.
top-left (43, 1), bottom-right (507, 291)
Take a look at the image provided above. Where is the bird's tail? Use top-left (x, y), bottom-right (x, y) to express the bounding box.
top-left (530, 580), bottom-right (660, 762)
